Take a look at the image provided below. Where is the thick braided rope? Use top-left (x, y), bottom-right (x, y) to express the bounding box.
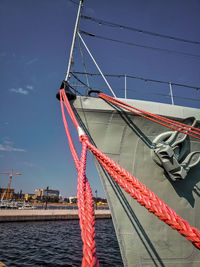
top-left (60, 90), bottom-right (99, 266)
top-left (76, 138), bottom-right (99, 267)
top-left (78, 143), bottom-right (90, 266)
top-left (80, 136), bottom-right (200, 249)
top-left (99, 93), bottom-right (200, 135)
top-left (96, 155), bottom-right (200, 247)
top-left (83, 178), bottom-right (98, 267)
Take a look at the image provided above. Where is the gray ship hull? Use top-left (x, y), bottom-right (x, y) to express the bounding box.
top-left (73, 96), bottom-right (200, 266)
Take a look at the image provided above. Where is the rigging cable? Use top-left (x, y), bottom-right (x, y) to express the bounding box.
top-left (67, 0), bottom-right (79, 5)
top-left (77, 35), bottom-right (90, 88)
top-left (69, 71), bottom-right (200, 102)
top-left (68, 82), bottom-right (84, 96)
top-left (70, 72), bottom-right (93, 91)
top-left (79, 30), bottom-right (200, 59)
top-left (81, 15), bottom-right (200, 45)
top-left (70, 84), bottom-right (200, 102)
top-left (71, 71), bottom-right (200, 91)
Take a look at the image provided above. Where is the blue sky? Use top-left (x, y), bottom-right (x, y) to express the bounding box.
top-left (0, 0), bottom-right (200, 197)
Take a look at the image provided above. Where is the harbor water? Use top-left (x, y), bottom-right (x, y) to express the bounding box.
top-left (0, 219), bottom-right (123, 266)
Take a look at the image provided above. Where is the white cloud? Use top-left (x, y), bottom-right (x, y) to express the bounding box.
top-left (9, 85), bottom-right (34, 95)
top-left (26, 85), bottom-right (34, 90)
top-left (10, 88), bottom-right (29, 95)
top-left (0, 141), bottom-right (26, 152)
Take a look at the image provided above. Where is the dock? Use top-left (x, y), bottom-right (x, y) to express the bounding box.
top-left (0, 209), bottom-right (111, 222)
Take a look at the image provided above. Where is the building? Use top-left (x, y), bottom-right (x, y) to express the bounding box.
top-left (14, 190), bottom-right (25, 201)
top-left (35, 188), bottom-right (60, 201)
top-left (24, 193), bottom-right (35, 201)
top-left (69, 196), bottom-right (77, 204)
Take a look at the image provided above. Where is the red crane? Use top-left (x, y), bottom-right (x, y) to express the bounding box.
top-left (0, 169), bottom-right (22, 199)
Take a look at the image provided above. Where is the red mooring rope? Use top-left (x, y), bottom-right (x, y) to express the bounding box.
top-left (80, 135), bottom-right (200, 249)
top-left (60, 89), bottom-right (200, 265)
top-left (60, 90), bottom-right (99, 267)
top-left (99, 93), bottom-right (200, 140)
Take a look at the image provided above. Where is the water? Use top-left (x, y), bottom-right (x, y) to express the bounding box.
top-left (0, 219), bottom-right (123, 266)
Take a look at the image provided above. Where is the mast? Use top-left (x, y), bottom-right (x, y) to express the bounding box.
top-left (63, 0), bottom-right (116, 98)
top-left (65, 0), bottom-right (83, 82)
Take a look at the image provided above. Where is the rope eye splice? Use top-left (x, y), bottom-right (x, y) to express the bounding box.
top-left (86, 89), bottom-right (102, 98)
top-left (59, 90), bottom-right (200, 256)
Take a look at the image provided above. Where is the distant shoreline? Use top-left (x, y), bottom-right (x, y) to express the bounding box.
top-left (31, 202), bottom-right (109, 210)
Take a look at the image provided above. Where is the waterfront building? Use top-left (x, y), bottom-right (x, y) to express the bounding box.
top-left (34, 188), bottom-right (60, 201)
top-left (69, 196), bottom-right (77, 204)
top-left (24, 193), bottom-right (35, 201)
